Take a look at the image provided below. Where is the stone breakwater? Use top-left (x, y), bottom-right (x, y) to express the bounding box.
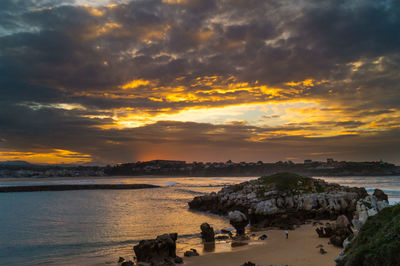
top-left (188, 173), bottom-right (368, 228)
top-left (0, 184), bottom-right (160, 193)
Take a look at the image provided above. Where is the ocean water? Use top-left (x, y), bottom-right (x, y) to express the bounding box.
top-left (316, 176), bottom-right (400, 205)
top-left (0, 175), bottom-right (399, 265)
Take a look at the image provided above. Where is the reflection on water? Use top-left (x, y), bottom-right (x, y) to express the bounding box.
top-left (0, 175), bottom-right (399, 265)
top-left (203, 242), bottom-right (216, 253)
top-left (0, 177), bottom-right (255, 266)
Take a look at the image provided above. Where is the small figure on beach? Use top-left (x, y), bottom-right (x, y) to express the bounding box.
top-left (285, 229), bottom-right (289, 239)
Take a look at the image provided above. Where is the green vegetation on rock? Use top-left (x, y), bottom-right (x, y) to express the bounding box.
top-left (338, 204), bottom-right (400, 266)
top-left (256, 172), bottom-right (324, 197)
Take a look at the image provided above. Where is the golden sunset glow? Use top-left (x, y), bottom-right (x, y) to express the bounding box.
top-left (0, 150), bottom-right (92, 164)
top-left (1, 0), bottom-right (399, 164)
top-left (121, 79), bottom-right (151, 90)
top-left (86, 6), bottom-right (104, 17)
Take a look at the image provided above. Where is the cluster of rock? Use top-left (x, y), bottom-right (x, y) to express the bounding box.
top-left (334, 189), bottom-right (390, 263)
top-left (313, 188), bottom-right (390, 250)
top-left (351, 189), bottom-right (389, 235)
top-left (315, 215), bottom-right (353, 247)
top-left (189, 173), bottom-right (367, 228)
top-left (131, 216), bottom-right (251, 266)
top-left (228, 210), bottom-right (249, 235)
top-left (336, 203), bottom-right (399, 266)
top-left (133, 233), bottom-right (183, 266)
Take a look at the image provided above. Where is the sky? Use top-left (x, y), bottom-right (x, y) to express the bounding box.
top-left (0, 0), bottom-right (399, 165)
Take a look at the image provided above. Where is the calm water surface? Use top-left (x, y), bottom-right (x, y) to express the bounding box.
top-left (0, 176), bottom-right (399, 265)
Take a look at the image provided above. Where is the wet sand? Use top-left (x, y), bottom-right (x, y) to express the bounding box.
top-left (183, 222), bottom-right (341, 266)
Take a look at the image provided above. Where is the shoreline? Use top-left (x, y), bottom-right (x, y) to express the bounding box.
top-left (1, 174), bottom-right (399, 183)
top-left (183, 221), bottom-right (342, 266)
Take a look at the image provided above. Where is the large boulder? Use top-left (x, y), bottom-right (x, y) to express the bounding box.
top-left (228, 210), bottom-right (248, 236)
top-left (373, 188), bottom-right (388, 202)
top-left (316, 216), bottom-right (352, 247)
top-left (200, 223), bottom-right (215, 242)
top-left (329, 227), bottom-right (352, 248)
top-left (134, 233), bottom-right (178, 265)
top-left (336, 215), bottom-right (351, 229)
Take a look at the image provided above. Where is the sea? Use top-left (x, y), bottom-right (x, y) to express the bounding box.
top-left (0, 176), bottom-right (399, 266)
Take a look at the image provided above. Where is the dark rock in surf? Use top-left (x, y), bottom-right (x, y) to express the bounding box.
top-left (133, 233), bottom-right (178, 265)
top-left (228, 210), bottom-right (248, 236)
top-left (200, 222), bottom-right (215, 242)
top-left (184, 249), bottom-right (199, 257)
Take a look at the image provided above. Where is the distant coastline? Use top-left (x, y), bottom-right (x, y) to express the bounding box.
top-left (105, 159), bottom-right (400, 177)
top-left (1, 159), bottom-right (399, 178)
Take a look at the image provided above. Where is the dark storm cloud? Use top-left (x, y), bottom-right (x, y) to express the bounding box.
top-left (0, 0), bottom-right (399, 163)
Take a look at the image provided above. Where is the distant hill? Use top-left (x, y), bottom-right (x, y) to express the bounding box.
top-left (0, 160), bottom-right (32, 166)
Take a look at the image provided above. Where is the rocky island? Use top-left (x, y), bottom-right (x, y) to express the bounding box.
top-left (189, 173), bottom-right (367, 229)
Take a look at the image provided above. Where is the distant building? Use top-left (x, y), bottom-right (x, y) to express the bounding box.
top-left (149, 160), bottom-right (186, 166)
top-left (304, 159), bottom-right (313, 164)
top-left (327, 158), bottom-right (335, 164)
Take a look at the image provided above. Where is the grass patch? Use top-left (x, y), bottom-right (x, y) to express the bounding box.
top-left (256, 172), bottom-right (324, 198)
top-left (338, 204), bottom-right (400, 266)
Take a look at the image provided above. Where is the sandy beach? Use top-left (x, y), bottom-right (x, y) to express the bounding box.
top-left (184, 221), bottom-right (341, 266)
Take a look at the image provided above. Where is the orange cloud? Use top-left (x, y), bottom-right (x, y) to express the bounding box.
top-left (0, 149), bottom-right (92, 164)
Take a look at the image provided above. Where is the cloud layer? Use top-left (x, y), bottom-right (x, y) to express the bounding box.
top-left (0, 0), bottom-right (399, 164)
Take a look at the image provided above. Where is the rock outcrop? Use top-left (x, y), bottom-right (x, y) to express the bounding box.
top-left (200, 223), bottom-right (215, 242)
top-left (189, 173), bottom-right (367, 228)
top-left (315, 215), bottom-right (353, 247)
top-left (337, 204), bottom-right (400, 266)
top-left (373, 188), bottom-right (388, 202)
top-left (133, 233), bottom-right (178, 266)
top-left (333, 190), bottom-right (390, 263)
top-left (228, 210), bottom-right (249, 235)
top-left (351, 190), bottom-right (389, 235)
